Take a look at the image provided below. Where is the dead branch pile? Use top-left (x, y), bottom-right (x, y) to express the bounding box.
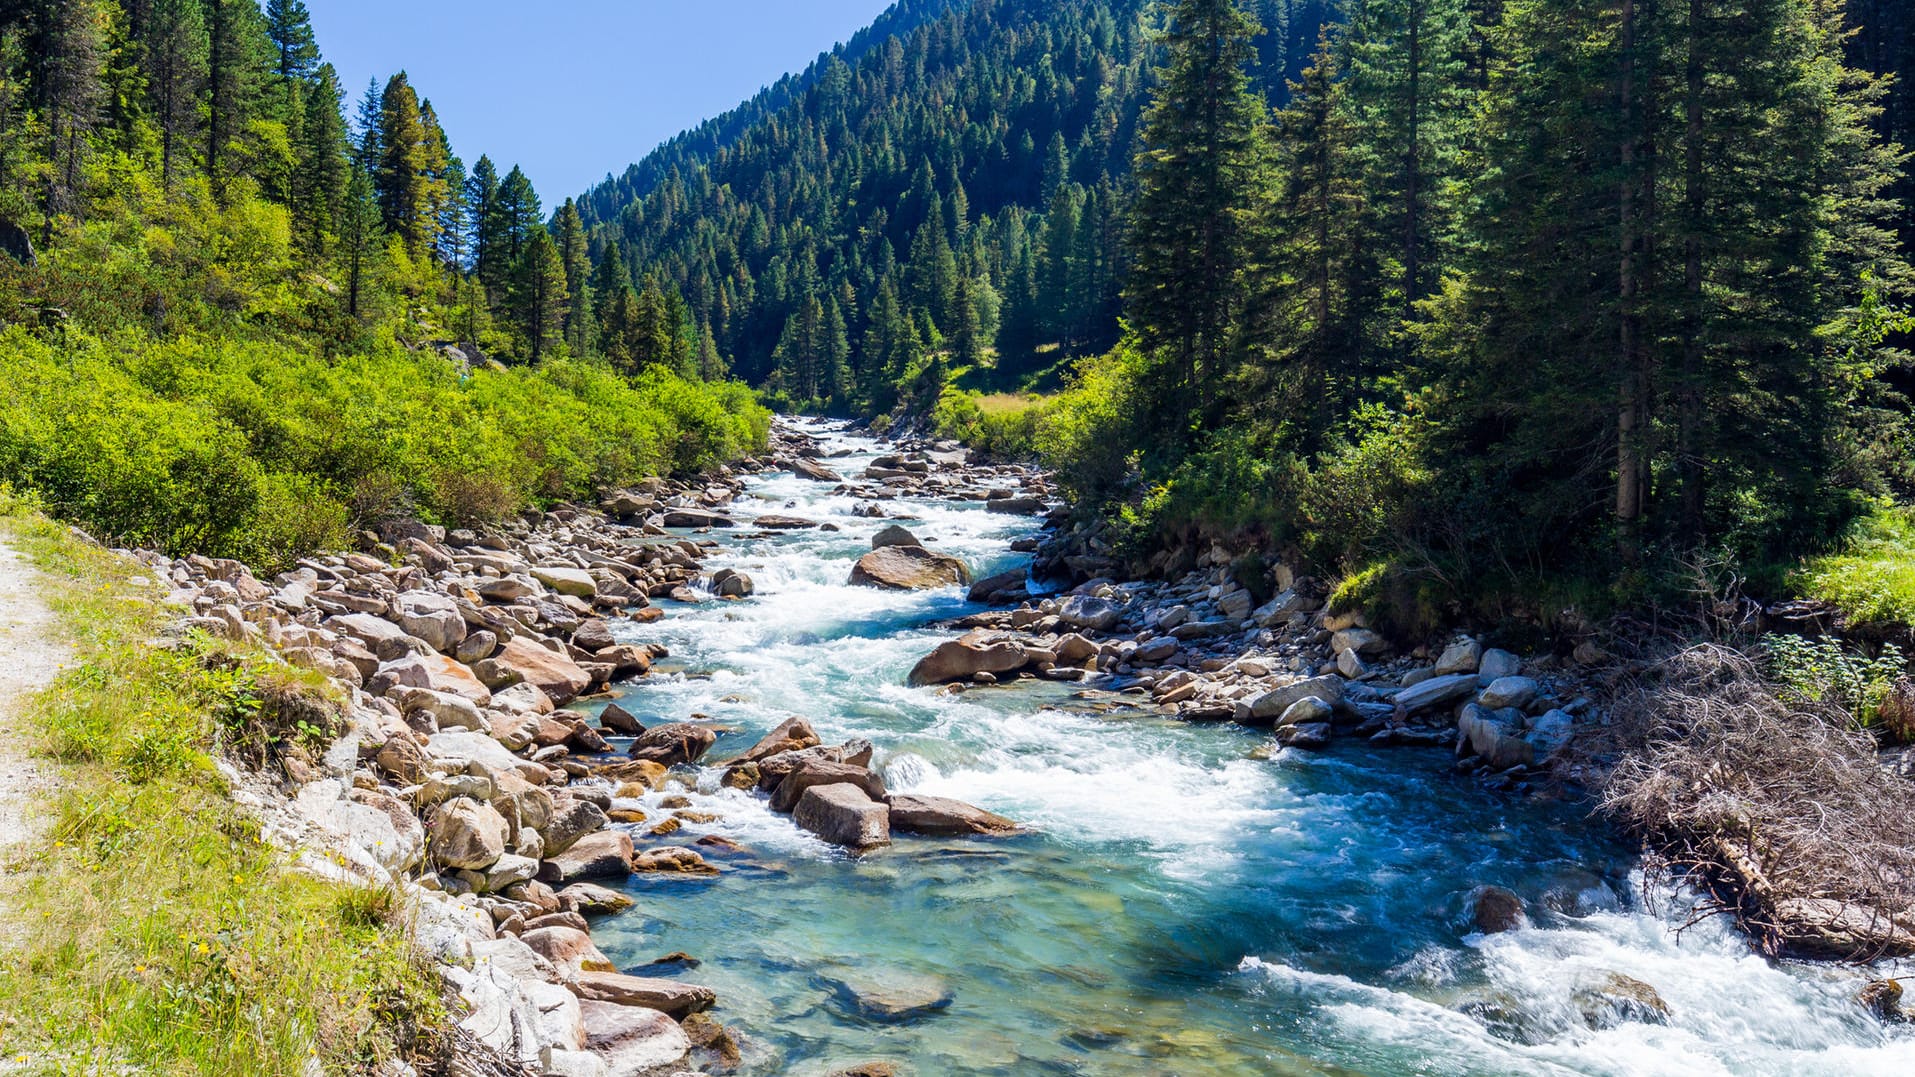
top-left (1599, 644), bottom-right (1915, 960)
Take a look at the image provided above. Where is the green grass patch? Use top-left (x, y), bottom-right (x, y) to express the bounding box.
top-left (1791, 504), bottom-right (1915, 630)
top-left (0, 500), bottom-right (446, 1074)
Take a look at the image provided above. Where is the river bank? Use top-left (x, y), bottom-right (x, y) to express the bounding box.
top-left (97, 416), bottom-right (1915, 1075)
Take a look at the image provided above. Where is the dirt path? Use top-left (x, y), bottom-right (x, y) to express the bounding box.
top-left (0, 534), bottom-right (67, 863)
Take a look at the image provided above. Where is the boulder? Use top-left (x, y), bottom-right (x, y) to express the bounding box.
top-left (886, 794), bottom-right (1017, 836)
top-left (755, 514), bottom-right (820, 530)
top-left (393, 590), bottom-right (468, 653)
top-left (967, 569), bottom-right (1029, 605)
top-left (793, 784), bottom-right (890, 849)
top-left (540, 799), bottom-right (611, 856)
top-left (1477, 648), bottom-right (1523, 684)
top-left (1524, 710), bottom-right (1575, 761)
top-left (522, 925), bottom-right (617, 978)
top-left (558, 882), bottom-right (635, 917)
top-left (1478, 676), bottom-right (1540, 711)
top-left (426, 729), bottom-right (542, 782)
top-left (628, 723), bottom-right (717, 766)
top-left (769, 760), bottom-right (890, 814)
top-left (1572, 973), bottom-right (1670, 1029)
top-left (1331, 628), bottom-right (1386, 658)
top-left (1394, 673), bottom-right (1481, 715)
top-left (579, 999), bottom-right (691, 1075)
top-left (1247, 676), bottom-right (1345, 724)
top-left (986, 497), bottom-right (1046, 515)
top-left (1275, 722), bottom-right (1333, 749)
top-left (529, 565), bottom-right (597, 599)
top-left (539, 830), bottom-right (635, 884)
top-left (1252, 589), bottom-right (1315, 626)
top-left (907, 637), bottom-right (1031, 687)
top-left (1469, 885), bottom-right (1526, 934)
top-left (825, 968), bottom-right (953, 1021)
top-left (569, 971), bottom-right (715, 1018)
top-left (572, 618), bottom-right (617, 653)
top-left (478, 575), bottom-right (541, 603)
top-left (711, 569), bottom-right (753, 598)
top-left (1858, 979), bottom-right (1907, 1022)
top-left (1275, 696), bottom-right (1335, 728)
top-left (1053, 633), bottom-right (1098, 667)
top-left (380, 652), bottom-right (492, 704)
top-left (491, 636), bottom-right (592, 704)
top-left (392, 686), bottom-right (486, 733)
top-left (791, 457), bottom-right (843, 482)
top-left (1055, 594), bottom-right (1122, 633)
top-left (732, 716), bottom-right (821, 764)
top-left (1458, 705), bottom-right (1534, 769)
top-left (597, 702), bottom-right (644, 736)
top-left (1433, 639), bottom-right (1484, 676)
top-left (429, 798), bottom-right (510, 872)
top-left (662, 509), bottom-right (734, 529)
top-left (630, 846), bottom-right (719, 874)
top-left (849, 546), bottom-right (970, 590)
top-left (871, 524), bottom-right (921, 548)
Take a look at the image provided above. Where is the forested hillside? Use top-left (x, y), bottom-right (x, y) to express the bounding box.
top-left (0, 0), bottom-right (766, 570)
top-left (577, 0), bottom-right (1333, 413)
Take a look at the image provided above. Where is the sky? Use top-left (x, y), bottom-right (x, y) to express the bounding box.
top-left (306, 0), bottom-right (898, 202)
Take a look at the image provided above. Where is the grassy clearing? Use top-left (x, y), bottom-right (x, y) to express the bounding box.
top-left (0, 497), bottom-right (444, 1075)
top-left (1792, 505), bottom-right (1915, 632)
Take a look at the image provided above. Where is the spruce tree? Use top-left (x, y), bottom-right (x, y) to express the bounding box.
top-left (340, 161), bottom-right (381, 319)
top-left (554, 198), bottom-right (592, 355)
top-left (292, 61), bottom-right (347, 254)
top-left (40, 0), bottom-right (104, 233)
top-left (513, 224), bottom-right (567, 361)
top-left (143, 0), bottom-right (203, 191)
top-left (263, 0), bottom-right (316, 82)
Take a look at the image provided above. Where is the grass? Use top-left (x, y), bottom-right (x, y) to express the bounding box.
top-left (1792, 504), bottom-right (1915, 631)
top-left (0, 494), bottom-right (445, 1075)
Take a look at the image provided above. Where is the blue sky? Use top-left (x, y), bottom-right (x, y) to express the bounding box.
top-left (306, 0), bottom-right (897, 202)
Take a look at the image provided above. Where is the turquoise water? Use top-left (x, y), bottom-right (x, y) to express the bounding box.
top-left (587, 420), bottom-right (1912, 1076)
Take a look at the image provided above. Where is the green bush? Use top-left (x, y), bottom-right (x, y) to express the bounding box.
top-left (1762, 632), bottom-right (1908, 731)
top-left (931, 388), bottom-right (1047, 459)
top-left (1792, 505), bottom-right (1915, 630)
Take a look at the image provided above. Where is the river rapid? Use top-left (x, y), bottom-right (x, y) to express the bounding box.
top-left (587, 419), bottom-right (1911, 1076)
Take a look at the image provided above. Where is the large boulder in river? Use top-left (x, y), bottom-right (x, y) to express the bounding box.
top-left (769, 759), bottom-right (889, 814)
top-left (887, 794), bottom-right (1018, 836)
top-left (849, 545), bottom-right (970, 590)
top-left (907, 636), bottom-right (1031, 687)
top-left (967, 569), bottom-right (1029, 605)
top-left (732, 716), bottom-right (821, 764)
top-left (579, 999), bottom-right (691, 1074)
top-left (628, 723), bottom-right (717, 766)
top-left (793, 784), bottom-right (891, 849)
top-left (662, 509), bottom-right (734, 529)
top-left (791, 457), bottom-right (843, 482)
top-left (871, 524), bottom-right (922, 549)
top-left (1469, 885), bottom-right (1527, 934)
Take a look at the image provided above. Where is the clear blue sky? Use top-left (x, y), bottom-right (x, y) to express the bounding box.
top-left (307, 0), bottom-right (896, 202)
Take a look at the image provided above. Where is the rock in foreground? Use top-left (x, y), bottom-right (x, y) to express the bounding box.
top-left (794, 784), bottom-right (891, 849)
top-left (849, 545), bottom-right (971, 590)
top-left (887, 794), bottom-right (1018, 836)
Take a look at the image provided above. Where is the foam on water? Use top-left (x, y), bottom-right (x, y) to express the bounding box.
top-left (583, 418), bottom-right (1914, 1075)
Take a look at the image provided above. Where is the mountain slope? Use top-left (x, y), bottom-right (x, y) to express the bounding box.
top-left (578, 0), bottom-right (1333, 408)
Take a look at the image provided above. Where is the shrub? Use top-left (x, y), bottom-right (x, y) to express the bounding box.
top-left (1760, 632), bottom-right (1907, 733)
top-left (1791, 505), bottom-right (1915, 631)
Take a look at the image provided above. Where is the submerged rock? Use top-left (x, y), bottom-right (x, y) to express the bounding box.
top-left (849, 545), bottom-right (971, 590)
top-left (825, 968), bottom-right (954, 1021)
top-left (887, 794), bottom-right (1018, 836)
top-left (1469, 885), bottom-right (1526, 934)
top-left (1572, 973), bottom-right (1671, 1029)
top-left (1859, 979), bottom-right (1908, 1022)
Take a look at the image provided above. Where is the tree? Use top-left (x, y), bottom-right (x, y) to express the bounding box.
top-left (467, 154), bottom-right (501, 290)
top-left (1124, 0), bottom-right (1271, 428)
top-left (40, 0), bottom-right (104, 232)
top-left (263, 0), bottom-right (316, 82)
top-left (554, 198), bottom-right (591, 355)
top-left (512, 224), bottom-right (567, 360)
top-left (143, 0), bottom-right (203, 191)
top-left (374, 72), bottom-right (444, 257)
top-left (291, 61), bottom-right (348, 253)
top-left (340, 161), bottom-right (381, 319)
top-left (204, 0), bottom-right (267, 200)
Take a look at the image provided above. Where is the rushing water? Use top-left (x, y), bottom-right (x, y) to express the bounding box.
top-left (585, 418), bottom-right (1912, 1076)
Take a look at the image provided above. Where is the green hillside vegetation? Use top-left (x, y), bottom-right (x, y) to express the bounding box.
top-left (0, 0), bottom-right (768, 572)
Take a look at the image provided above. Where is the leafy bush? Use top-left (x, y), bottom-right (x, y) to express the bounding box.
top-left (1791, 505), bottom-right (1915, 630)
top-left (931, 389), bottom-right (1047, 459)
top-left (1761, 632), bottom-right (1908, 733)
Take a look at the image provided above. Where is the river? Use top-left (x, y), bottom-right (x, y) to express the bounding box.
top-left (585, 418), bottom-right (1910, 1076)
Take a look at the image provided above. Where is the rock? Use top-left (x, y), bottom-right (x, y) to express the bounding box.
top-left (393, 590), bottom-right (468, 653)
top-left (1478, 676), bottom-right (1539, 710)
top-left (597, 702), bottom-right (644, 736)
top-left (1477, 648), bottom-right (1522, 684)
top-left (478, 575), bottom-right (541, 603)
top-left (1336, 649), bottom-right (1369, 679)
top-left (558, 882), bottom-right (634, 916)
top-left (522, 926), bottom-right (616, 978)
top-left (381, 652), bottom-right (492, 704)
top-left (907, 637), bottom-right (1031, 687)
top-left (849, 545), bottom-right (971, 590)
top-left (1394, 673), bottom-right (1481, 715)
top-left (967, 569), bottom-right (1029, 605)
top-left (793, 784), bottom-right (890, 849)
top-left (532, 566), bottom-right (598, 599)
top-left (986, 497), bottom-right (1046, 515)
top-left (539, 830), bottom-right (635, 884)
top-left (825, 968), bottom-right (953, 1021)
top-left (1572, 973), bottom-right (1670, 1029)
top-left (392, 686), bottom-right (486, 733)
top-left (1469, 885), bottom-right (1526, 934)
top-left (568, 971), bottom-right (715, 1018)
top-left (1859, 979), bottom-right (1907, 1022)
top-left (540, 800), bottom-right (611, 856)
top-left (1056, 594), bottom-right (1123, 633)
top-left (662, 509), bottom-right (734, 529)
top-left (1523, 709), bottom-right (1575, 761)
top-left (871, 524), bottom-right (922, 548)
top-left (886, 794), bottom-right (1018, 836)
top-left (827, 1065), bottom-right (901, 1077)
top-left (1458, 705), bottom-right (1535, 770)
top-left (1332, 628), bottom-right (1386, 657)
top-left (630, 846), bottom-right (719, 874)
top-left (572, 618), bottom-right (617, 653)
top-left (628, 723), bottom-right (717, 766)
top-left (1252, 589), bottom-right (1315, 626)
top-left (1053, 633), bottom-right (1098, 667)
top-left (1276, 722), bottom-right (1333, 749)
top-left (1133, 638), bottom-right (1179, 664)
top-left (1247, 676), bottom-right (1345, 724)
top-left (578, 999), bottom-right (691, 1075)
top-left (1217, 589), bottom-right (1254, 622)
top-left (489, 636), bottom-right (592, 704)
top-left (1434, 639), bottom-right (1484, 676)
top-left (755, 514), bottom-right (820, 530)
top-left (1276, 696), bottom-right (1335, 728)
top-left (375, 735), bottom-right (431, 784)
top-left (769, 759), bottom-right (889, 814)
top-left (792, 457), bottom-right (843, 482)
top-left (429, 798), bottom-right (510, 872)
top-left (711, 568), bottom-right (753, 598)
top-left (732, 716), bottom-right (821, 764)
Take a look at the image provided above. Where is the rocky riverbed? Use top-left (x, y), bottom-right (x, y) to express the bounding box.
top-left (120, 416), bottom-right (1914, 1076)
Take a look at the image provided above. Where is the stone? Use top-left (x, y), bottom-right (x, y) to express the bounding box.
top-left (1858, 979), bottom-right (1906, 1022)
top-left (1055, 595), bottom-right (1122, 633)
top-left (558, 882), bottom-right (635, 916)
top-left (393, 590), bottom-right (468, 653)
top-left (871, 524), bottom-right (922, 548)
top-left (1275, 722), bottom-right (1333, 749)
top-left (793, 784), bottom-right (890, 849)
top-left (1053, 633), bottom-right (1098, 667)
top-left (1247, 676), bottom-right (1345, 724)
top-left (1433, 639), bottom-right (1484, 676)
top-left (1477, 648), bottom-right (1522, 684)
top-left (1394, 673), bottom-right (1481, 715)
top-left (490, 636), bottom-right (592, 704)
top-left (768, 759), bottom-right (889, 814)
top-left (662, 509), bottom-right (735, 529)
top-left (907, 637), bottom-right (1031, 687)
top-left (478, 575), bottom-right (540, 603)
top-left (628, 723), bottom-right (717, 766)
top-left (825, 968), bottom-right (953, 1021)
top-left (456, 852), bottom-right (539, 894)
top-left (392, 686), bottom-right (486, 733)
top-left (595, 759), bottom-right (668, 789)
top-left (1469, 885), bottom-right (1526, 934)
top-left (522, 925), bottom-right (616, 978)
top-left (1252, 590), bottom-right (1314, 626)
top-left (540, 799), bottom-right (611, 856)
top-left (986, 497), bottom-right (1046, 515)
top-left (1478, 676), bottom-right (1540, 711)
top-left (572, 618), bottom-right (617, 653)
top-left (597, 702), bottom-right (644, 736)
top-left (375, 735), bottom-right (431, 784)
top-left (1458, 705), bottom-right (1535, 770)
top-left (578, 999), bottom-right (691, 1075)
top-left (967, 569), bottom-right (1029, 605)
top-left (539, 830), bottom-right (635, 884)
top-left (1331, 628), bottom-right (1386, 657)
top-left (1275, 696), bottom-right (1335, 728)
top-left (426, 729), bottom-right (539, 782)
top-left (827, 1065), bottom-right (901, 1077)
top-left (630, 846), bottom-right (719, 874)
top-left (849, 545), bottom-right (971, 590)
top-left (1572, 973), bottom-right (1670, 1029)
top-left (887, 794), bottom-right (1017, 836)
top-left (731, 716), bottom-right (821, 764)
top-left (531, 566), bottom-right (598, 598)
top-left (755, 514), bottom-right (820, 530)
top-left (711, 568), bottom-right (753, 598)
top-left (791, 457), bottom-right (843, 482)
top-left (381, 652), bottom-right (492, 704)
top-left (568, 971), bottom-right (715, 1018)
top-left (1336, 649), bottom-right (1369, 679)
top-left (429, 798), bottom-right (509, 872)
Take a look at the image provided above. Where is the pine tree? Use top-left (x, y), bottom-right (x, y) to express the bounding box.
top-left (340, 161), bottom-right (381, 319)
top-left (204, 0), bottom-right (266, 201)
top-left (292, 61), bottom-right (348, 254)
top-left (352, 76), bottom-right (381, 165)
top-left (143, 0), bottom-right (203, 191)
top-left (40, 0), bottom-right (104, 233)
top-left (554, 198), bottom-right (592, 355)
top-left (374, 73), bottom-right (443, 257)
top-left (467, 154), bottom-right (502, 291)
top-left (263, 0), bottom-right (316, 82)
top-left (513, 224), bottom-right (567, 360)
